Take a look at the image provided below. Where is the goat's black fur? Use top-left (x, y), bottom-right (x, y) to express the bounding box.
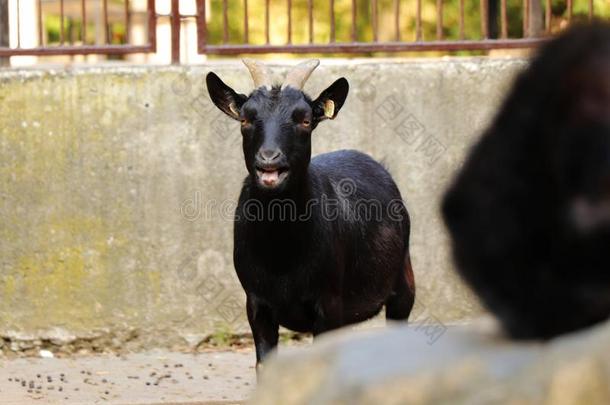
top-left (207, 68), bottom-right (415, 366)
top-left (443, 23), bottom-right (610, 339)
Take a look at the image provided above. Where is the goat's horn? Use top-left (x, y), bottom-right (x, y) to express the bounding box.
top-left (282, 59), bottom-right (320, 90)
top-left (242, 58), bottom-right (273, 89)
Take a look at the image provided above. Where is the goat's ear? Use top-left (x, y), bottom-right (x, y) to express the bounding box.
top-left (313, 78), bottom-right (349, 121)
top-left (206, 72), bottom-right (248, 121)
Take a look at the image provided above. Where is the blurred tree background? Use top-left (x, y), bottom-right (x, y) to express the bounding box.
top-left (205, 0), bottom-right (610, 55)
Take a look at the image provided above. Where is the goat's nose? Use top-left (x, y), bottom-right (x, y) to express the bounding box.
top-left (257, 149), bottom-right (282, 163)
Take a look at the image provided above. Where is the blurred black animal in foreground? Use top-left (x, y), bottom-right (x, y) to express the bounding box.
top-left (443, 23), bottom-right (610, 339)
top-left (207, 60), bottom-right (415, 368)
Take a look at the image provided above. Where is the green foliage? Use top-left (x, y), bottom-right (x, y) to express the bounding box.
top-left (44, 15), bottom-right (62, 44)
top-left (207, 327), bottom-right (234, 347)
top-left (44, 17), bottom-right (125, 46)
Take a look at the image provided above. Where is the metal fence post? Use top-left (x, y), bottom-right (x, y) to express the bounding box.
top-left (529, 0), bottom-right (543, 37)
top-left (0, 0), bottom-right (9, 66)
top-left (171, 0), bottom-right (180, 63)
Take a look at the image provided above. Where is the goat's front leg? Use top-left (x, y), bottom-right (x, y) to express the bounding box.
top-left (246, 294), bottom-right (279, 370)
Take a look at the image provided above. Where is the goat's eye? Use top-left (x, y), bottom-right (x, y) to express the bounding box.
top-left (301, 119), bottom-right (311, 127)
top-left (241, 118), bottom-right (250, 127)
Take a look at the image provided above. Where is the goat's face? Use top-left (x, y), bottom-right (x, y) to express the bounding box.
top-left (207, 65), bottom-right (348, 191)
top-left (239, 87), bottom-right (316, 191)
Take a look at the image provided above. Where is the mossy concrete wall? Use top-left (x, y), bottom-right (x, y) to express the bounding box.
top-left (0, 59), bottom-right (526, 352)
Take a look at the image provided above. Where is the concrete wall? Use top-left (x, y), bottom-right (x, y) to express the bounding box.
top-left (0, 59), bottom-right (527, 352)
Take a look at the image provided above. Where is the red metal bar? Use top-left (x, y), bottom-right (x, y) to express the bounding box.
top-left (148, 0), bottom-right (156, 50)
top-left (223, 0), bottom-right (228, 43)
top-left (81, 0), bottom-right (86, 44)
top-left (588, 0), bottom-right (593, 20)
top-left (523, 0), bottom-right (529, 37)
top-left (265, 0), bottom-right (270, 44)
top-left (545, 0), bottom-right (550, 33)
top-left (567, 0), bottom-right (573, 21)
top-left (69, 13), bottom-right (74, 45)
top-left (197, 0), bottom-right (206, 53)
top-left (394, 0), bottom-right (400, 42)
top-left (198, 38), bottom-right (547, 55)
top-left (0, 44), bottom-right (153, 56)
top-left (38, 0), bottom-right (43, 45)
top-left (416, 0), bottom-right (422, 41)
top-left (351, 0), bottom-right (356, 42)
top-left (171, 0), bottom-right (180, 63)
top-left (372, 0), bottom-right (378, 42)
top-left (437, 0), bottom-right (443, 40)
top-left (480, 0), bottom-right (489, 39)
top-left (459, 0), bottom-right (465, 39)
top-left (501, 0), bottom-right (507, 38)
top-left (308, 0), bottom-right (313, 44)
top-left (244, 0), bottom-right (249, 43)
top-left (330, 0), bottom-right (335, 43)
top-left (103, 0), bottom-right (109, 43)
top-left (125, 0), bottom-right (130, 44)
top-left (287, 0), bottom-right (291, 44)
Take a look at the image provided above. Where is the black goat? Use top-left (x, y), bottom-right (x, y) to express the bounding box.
top-left (206, 60), bottom-right (415, 367)
top-left (443, 23), bottom-right (610, 340)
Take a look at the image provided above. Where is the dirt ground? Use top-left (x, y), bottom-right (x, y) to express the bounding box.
top-left (0, 349), bottom-right (267, 405)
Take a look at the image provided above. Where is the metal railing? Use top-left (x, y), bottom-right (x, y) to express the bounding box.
top-left (196, 0), bottom-right (602, 55)
top-left (0, 0), bottom-right (606, 63)
top-left (0, 0), bottom-right (156, 57)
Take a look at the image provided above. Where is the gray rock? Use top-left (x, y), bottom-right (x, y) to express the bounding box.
top-left (251, 318), bottom-right (610, 405)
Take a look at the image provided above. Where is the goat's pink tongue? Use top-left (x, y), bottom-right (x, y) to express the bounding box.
top-left (261, 170), bottom-right (279, 185)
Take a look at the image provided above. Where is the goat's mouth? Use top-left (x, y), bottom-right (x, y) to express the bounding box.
top-left (255, 166), bottom-right (290, 188)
